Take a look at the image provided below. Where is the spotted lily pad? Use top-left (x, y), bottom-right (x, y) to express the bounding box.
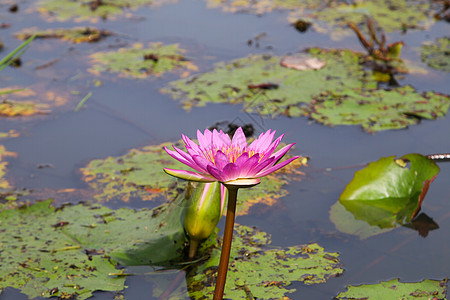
top-left (160, 224), bottom-right (343, 299)
top-left (163, 48), bottom-right (450, 132)
top-left (88, 43), bottom-right (198, 78)
top-left (16, 27), bottom-right (113, 43)
top-left (290, 0), bottom-right (435, 36)
top-left (163, 48), bottom-right (372, 116)
top-left (204, 0), bottom-right (438, 35)
top-left (335, 278), bottom-right (447, 300)
top-left (80, 142), bottom-right (187, 203)
top-left (36, 0), bottom-right (175, 22)
top-left (81, 142), bottom-right (305, 215)
top-left (330, 154), bottom-right (440, 239)
top-left (302, 86), bottom-right (450, 133)
top-left (421, 37), bottom-right (450, 73)
top-left (0, 194), bottom-right (187, 298)
top-left (0, 200), bottom-right (125, 299)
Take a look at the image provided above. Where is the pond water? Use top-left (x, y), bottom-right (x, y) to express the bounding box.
top-left (1, 0), bottom-right (449, 299)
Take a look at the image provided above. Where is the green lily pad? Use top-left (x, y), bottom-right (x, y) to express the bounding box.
top-left (0, 200), bottom-right (125, 299)
top-left (302, 85), bottom-right (450, 133)
top-left (80, 142), bottom-right (305, 215)
top-left (163, 48), bottom-right (450, 132)
top-left (36, 0), bottom-right (174, 22)
top-left (335, 278), bottom-right (447, 300)
top-left (160, 224), bottom-right (343, 299)
top-left (0, 194), bottom-right (187, 298)
top-left (330, 154), bottom-right (439, 239)
top-left (162, 48), bottom-right (373, 115)
top-left (88, 43), bottom-right (197, 79)
top-left (204, 0), bottom-right (438, 35)
top-left (421, 37), bottom-right (450, 73)
top-left (80, 142), bottom-right (187, 203)
top-left (16, 27), bottom-right (113, 43)
top-left (290, 0), bottom-right (434, 36)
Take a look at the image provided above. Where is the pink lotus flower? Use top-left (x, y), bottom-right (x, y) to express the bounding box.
top-left (163, 127), bottom-right (299, 186)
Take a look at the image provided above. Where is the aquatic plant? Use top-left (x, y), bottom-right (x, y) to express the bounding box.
top-left (184, 181), bottom-right (226, 258)
top-left (163, 127), bottom-right (299, 299)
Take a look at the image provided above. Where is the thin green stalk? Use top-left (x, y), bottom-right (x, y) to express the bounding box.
top-left (75, 92), bottom-right (92, 112)
top-left (213, 187), bottom-right (238, 300)
top-left (0, 34), bottom-right (36, 71)
top-left (0, 88), bottom-right (25, 95)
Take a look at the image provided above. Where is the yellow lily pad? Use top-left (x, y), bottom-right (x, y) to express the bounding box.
top-left (15, 27), bottom-right (113, 43)
top-left (0, 130), bottom-right (19, 139)
top-left (0, 145), bottom-right (17, 190)
top-left (0, 85), bottom-right (72, 115)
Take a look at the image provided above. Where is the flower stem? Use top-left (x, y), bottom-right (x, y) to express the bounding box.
top-left (188, 238), bottom-right (199, 259)
top-left (213, 187), bottom-right (238, 300)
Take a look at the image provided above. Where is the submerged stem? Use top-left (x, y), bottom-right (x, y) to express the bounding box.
top-left (213, 187), bottom-right (238, 300)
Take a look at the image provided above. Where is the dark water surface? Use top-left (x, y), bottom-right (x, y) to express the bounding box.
top-left (1, 0), bottom-right (449, 299)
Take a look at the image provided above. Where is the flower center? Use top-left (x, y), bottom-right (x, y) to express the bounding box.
top-left (202, 145), bottom-right (246, 165)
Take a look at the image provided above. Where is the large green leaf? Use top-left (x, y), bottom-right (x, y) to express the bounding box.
top-left (335, 278), bottom-right (448, 300)
top-left (331, 154), bottom-right (439, 238)
top-left (0, 195), bottom-right (187, 299)
top-left (163, 48), bottom-right (450, 132)
top-left (163, 48), bottom-right (373, 114)
top-left (302, 86), bottom-right (450, 133)
top-left (159, 224), bottom-right (343, 299)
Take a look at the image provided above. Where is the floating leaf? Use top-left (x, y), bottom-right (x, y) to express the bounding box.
top-left (0, 86), bottom-right (70, 113)
top-left (163, 48), bottom-right (450, 132)
top-left (421, 37), bottom-right (450, 73)
top-left (0, 145), bottom-right (17, 190)
top-left (16, 27), bottom-right (113, 43)
top-left (0, 194), bottom-right (187, 298)
top-left (0, 100), bottom-right (47, 117)
top-left (163, 48), bottom-right (373, 116)
top-left (80, 142), bottom-right (187, 202)
top-left (81, 142), bottom-right (305, 215)
top-left (0, 129), bottom-right (19, 139)
top-left (88, 43), bottom-right (197, 78)
top-left (162, 224), bottom-right (343, 299)
top-left (335, 278), bottom-right (447, 300)
top-left (0, 200), bottom-right (125, 299)
top-left (302, 86), bottom-right (450, 132)
top-left (204, 0), bottom-right (439, 35)
top-left (292, 0), bottom-right (435, 37)
top-left (36, 0), bottom-right (176, 22)
top-left (330, 154), bottom-right (440, 239)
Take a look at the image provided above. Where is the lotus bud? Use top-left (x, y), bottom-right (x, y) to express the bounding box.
top-left (184, 181), bottom-right (226, 258)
